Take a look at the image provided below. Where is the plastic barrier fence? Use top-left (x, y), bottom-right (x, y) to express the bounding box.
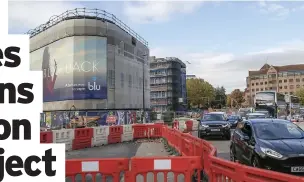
top-left (42, 122), bottom-right (304, 182)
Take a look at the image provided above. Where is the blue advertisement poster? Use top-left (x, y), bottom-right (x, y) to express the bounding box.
top-left (30, 36), bottom-right (107, 102)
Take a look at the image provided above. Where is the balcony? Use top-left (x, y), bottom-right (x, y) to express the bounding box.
top-left (150, 73), bottom-right (168, 77)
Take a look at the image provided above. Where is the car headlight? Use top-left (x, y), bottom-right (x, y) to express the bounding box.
top-left (260, 147), bottom-right (283, 159)
top-left (199, 124), bottom-right (208, 130)
top-left (223, 123), bottom-right (230, 128)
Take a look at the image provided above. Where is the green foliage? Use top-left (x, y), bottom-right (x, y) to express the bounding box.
top-left (295, 88), bottom-right (304, 105)
top-left (186, 79), bottom-right (215, 107)
top-left (213, 86), bottom-right (227, 108)
top-left (230, 89), bottom-right (245, 107)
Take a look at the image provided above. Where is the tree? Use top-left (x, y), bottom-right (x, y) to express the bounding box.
top-left (230, 89), bottom-right (245, 108)
top-left (295, 88), bottom-right (304, 105)
top-left (213, 86), bottom-right (227, 108)
top-left (186, 78), bottom-right (215, 108)
top-left (226, 94), bottom-right (231, 107)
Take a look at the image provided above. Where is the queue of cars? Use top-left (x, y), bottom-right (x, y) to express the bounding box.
top-left (198, 110), bottom-right (304, 175)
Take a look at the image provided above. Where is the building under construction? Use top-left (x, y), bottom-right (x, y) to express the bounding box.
top-left (149, 56), bottom-right (187, 112)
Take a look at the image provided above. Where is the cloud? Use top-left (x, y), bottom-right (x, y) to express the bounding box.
top-left (150, 40), bottom-right (304, 93)
top-left (123, 1), bottom-right (203, 23)
top-left (257, 1), bottom-right (304, 19)
top-left (8, 1), bottom-right (81, 33)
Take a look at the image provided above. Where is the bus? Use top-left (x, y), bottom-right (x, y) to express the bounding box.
top-left (287, 95), bottom-right (300, 117)
top-left (254, 91), bottom-right (287, 118)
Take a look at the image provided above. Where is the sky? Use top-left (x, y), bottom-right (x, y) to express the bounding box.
top-left (8, 1), bottom-right (304, 93)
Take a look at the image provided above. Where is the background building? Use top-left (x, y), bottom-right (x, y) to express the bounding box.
top-left (150, 57), bottom-right (187, 112)
top-left (28, 8), bottom-right (150, 111)
top-left (245, 63), bottom-right (304, 105)
top-left (186, 75), bottom-right (196, 79)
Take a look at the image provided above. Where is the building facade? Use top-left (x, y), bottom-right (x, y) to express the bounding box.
top-left (150, 57), bottom-right (187, 112)
top-left (186, 75), bottom-right (196, 79)
top-left (28, 8), bottom-right (150, 111)
top-left (245, 64), bottom-right (304, 105)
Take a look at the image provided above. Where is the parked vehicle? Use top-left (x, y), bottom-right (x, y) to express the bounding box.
top-left (245, 113), bottom-right (267, 120)
top-left (230, 119), bottom-right (304, 175)
top-left (227, 115), bottom-right (242, 128)
top-left (199, 112), bottom-right (231, 140)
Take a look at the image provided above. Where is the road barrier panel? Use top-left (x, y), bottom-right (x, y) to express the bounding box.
top-left (40, 131), bottom-right (53, 143)
top-left (72, 128), bottom-right (93, 150)
top-left (91, 126), bottom-right (109, 147)
top-left (108, 126), bottom-right (123, 144)
top-left (121, 125), bottom-right (133, 142)
top-left (52, 129), bottom-right (74, 151)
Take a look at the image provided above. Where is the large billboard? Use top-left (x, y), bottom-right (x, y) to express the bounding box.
top-left (30, 36), bottom-right (107, 102)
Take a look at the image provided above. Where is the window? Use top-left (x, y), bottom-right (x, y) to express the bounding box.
top-left (260, 82), bottom-right (263, 85)
top-left (256, 88), bottom-right (259, 91)
top-left (269, 87), bottom-right (272, 90)
top-left (256, 82), bottom-right (259, 85)
top-left (289, 79), bottom-right (294, 82)
top-left (279, 80), bottom-right (282, 83)
top-left (261, 88), bottom-right (264, 91)
top-left (296, 78), bottom-right (300, 82)
top-left (279, 86), bottom-right (282, 89)
top-left (265, 81), bottom-right (267, 84)
top-left (108, 70), bottom-right (115, 88)
top-left (284, 79), bottom-right (287, 83)
top-left (251, 89), bottom-right (254, 92)
top-left (120, 73), bottom-right (124, 88)
top-left (290, 92), bottom-right (294, 95)
top-left (282, 72), bottom-right (288, 77)
top-left (284, 86), bottom-right (287, 89)
top-left (297, 85), bottom-right (300, 88)
top-left (302, 78), bottom-right (304, 82)
top-left (252, 83), bottom-right (254, 86)
top-left (241, 122), bottom-right (252, 137)
top-left (290, 85), bottom-right (294, 89)
top-left (295, 72), bottom-right (301, 76)
top-left (269, 81), bottom-right (272, 84)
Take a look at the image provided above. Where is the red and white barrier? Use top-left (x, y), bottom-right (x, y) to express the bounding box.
top-left (52, 129), bottom-right (74, 151)
top-left (121, 125), bottom-right (133, 142)
top-left (91, 126), bottom-right (109, 147)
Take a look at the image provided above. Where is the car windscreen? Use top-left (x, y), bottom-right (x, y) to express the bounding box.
top-left (202, 114), bottom-right (224, 121)
top-left (228, 116), bottom-right (239, 120)
top-left (253, 122), bottom-right (304, 140)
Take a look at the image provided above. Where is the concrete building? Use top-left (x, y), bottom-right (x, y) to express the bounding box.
top-left (245, 63), bottom-right (304, 105)
top-left (150, 57), bottom-right (187, 112)
top-left (28, 8), bottom-right (150, 111)
top-left (186, 75), bottom-right (196, 79)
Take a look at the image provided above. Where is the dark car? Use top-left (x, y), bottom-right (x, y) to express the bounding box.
top-left (230, 119), bottom-right (304, 175)
top-left (199, 112), bottom-right (231, 140)
top-left (227, 115), bottom-right (242, 128)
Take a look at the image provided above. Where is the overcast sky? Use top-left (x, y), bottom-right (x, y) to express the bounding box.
top-left (8, 1), bottom-right (304, 93)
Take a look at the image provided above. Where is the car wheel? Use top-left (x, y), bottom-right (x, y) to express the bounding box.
top-left (252, 156), bottom-right (261, 168)
top-left (230, 147), bottom-right (236, 162)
